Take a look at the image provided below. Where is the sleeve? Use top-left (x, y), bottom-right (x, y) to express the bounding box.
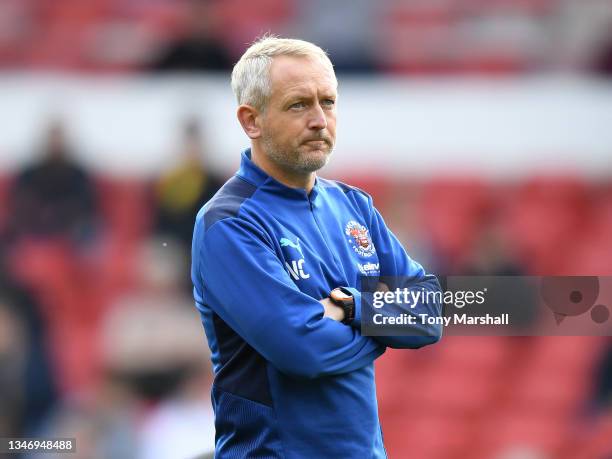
top-left (195, 217), bottom-right (386, 379)
top-left (343, 196), bottom-right (443, 349)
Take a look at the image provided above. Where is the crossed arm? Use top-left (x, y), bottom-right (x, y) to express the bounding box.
top-left (195, 208), bottom-right (441, 381)
top-left (320, 276), bottom-right (443, 350)
top-left (320, 198), bottom-right (444, 348)
top-left (195, 218), bottom-right (386, 380)
top-left (319, 282), bottom-right (389, 322)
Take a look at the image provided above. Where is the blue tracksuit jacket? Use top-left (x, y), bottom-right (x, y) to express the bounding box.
top-left (191, 149), bottom-right (442, 458)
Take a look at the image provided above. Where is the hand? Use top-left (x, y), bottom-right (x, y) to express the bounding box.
top-left (376, 281), bottom-right (390, 292)
top-left (319, 297), bottom-right (345, 322)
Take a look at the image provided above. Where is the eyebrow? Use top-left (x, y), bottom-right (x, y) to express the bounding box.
top-left (282, 90), bottom-right (337, 105)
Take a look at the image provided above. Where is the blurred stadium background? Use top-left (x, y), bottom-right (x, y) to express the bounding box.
top-left (1, 0), bottom-right (612, 458)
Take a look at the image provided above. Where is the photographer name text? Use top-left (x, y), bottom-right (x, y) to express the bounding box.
top-left (372, 313), bottom-right (509, 326)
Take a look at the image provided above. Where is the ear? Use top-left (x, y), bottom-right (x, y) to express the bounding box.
top-left (237, 105), bottom-right (262, 139)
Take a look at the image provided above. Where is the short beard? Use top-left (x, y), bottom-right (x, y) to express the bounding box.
top-left (261, 132), bottom-right (333, 175)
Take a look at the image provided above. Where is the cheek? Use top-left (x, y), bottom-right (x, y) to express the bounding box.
top-left (326, 115), bottom-right (337, 137)
top-left (282, 120), bottom-right (307, 144)
top-left (266, 120), bottom-right (289, 141)
top-left (271, 124), bottom-right (301, 149)
top-left (272, 116), bottom-right (302, 135)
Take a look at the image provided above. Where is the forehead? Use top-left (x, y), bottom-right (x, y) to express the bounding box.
top-left (268, 55), bottom-right (337, 98)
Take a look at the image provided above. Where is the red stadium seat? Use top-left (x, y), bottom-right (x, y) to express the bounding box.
top-left (95, 177), bottom-right (152, 243)
top-left (420, 177), bottom-right (493, 268)
top-left (510, 365), bottom-right (590, 415)
top-left (433, 336), bottom-right (512, 371)
top-left (416, 365), bottom-right (501, 416)
top-left (479, 409), bottom-right (569, 457)
top-left (503, 176), bottom-right (590, 274)
top-left (383, 412), bottom-right (474, 459)
top-left (522, 337), bottom-right (606, 374)
top-left (565, 186), bottom-right (612, 275)
top-left (217, 0), bottom-right (294, 57)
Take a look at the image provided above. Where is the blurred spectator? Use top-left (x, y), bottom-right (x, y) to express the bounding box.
top-left (457, 222), bottom-right (537, 331)
top-left (592, 35), bottom-right (612, 76)
top-left (462, 222), bottom-right (525, 276)
top-left (379, 182), bottom-right (436, 269)
top-left (152, 118), bottom-right (224, 252)
top-left (592, 343), bottom-right (612, 411)
top-left (32, 237), bottom-right (212, 458)
top-left (7, 119), bottom-right (99, 245)
top-left (0, 256), bottom-right (57, 438)
top-left (150, 0), bottom-right (232, 72)
top-left (0, 297), bottom-right (26, 438)
top-left (290, 0), bottom-right (378, 73)
top-left (101, 237), bottom-right (214, 458)
top-left (33, 382), bottom-right (141, 459)
top-left (136, 361), bottom-right (214, 459)
top-left (100, 237), bottom-right (206, 400)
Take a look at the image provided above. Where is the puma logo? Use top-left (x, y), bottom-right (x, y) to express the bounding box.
top-left (280, 237), bottom-right (303, 257)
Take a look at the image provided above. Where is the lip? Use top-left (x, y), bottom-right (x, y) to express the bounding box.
top-left (304, 140), bottom-right (328, 146)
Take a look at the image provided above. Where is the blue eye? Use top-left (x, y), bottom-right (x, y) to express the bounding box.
top-left (322, 99), bottom-right (335, 106)
top-left (290, 102), bottom-right (306, 109)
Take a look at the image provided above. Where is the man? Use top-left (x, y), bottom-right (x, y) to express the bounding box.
top-left (191, 36), bottom-right (442, 458)
top-left (7, 119), bottom-right (98, 244)
top-left (153, 117), bottom-right (225, 253)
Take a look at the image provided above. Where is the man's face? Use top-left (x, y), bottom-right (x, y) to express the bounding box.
top-left (258, 55), bottom-right (337, 175)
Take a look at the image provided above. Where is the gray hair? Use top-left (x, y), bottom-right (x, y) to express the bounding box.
top-left (231, 36), bottom-right (335, 111)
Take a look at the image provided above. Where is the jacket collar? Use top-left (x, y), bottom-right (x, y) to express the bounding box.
top-left (237, 148), bottom-right (321, 201)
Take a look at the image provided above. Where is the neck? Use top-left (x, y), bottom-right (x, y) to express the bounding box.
top-left (251, 143), bottom-right (316, 193)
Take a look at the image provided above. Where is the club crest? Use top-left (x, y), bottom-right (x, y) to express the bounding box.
top-left (345, 221), bottom-right (375, 257)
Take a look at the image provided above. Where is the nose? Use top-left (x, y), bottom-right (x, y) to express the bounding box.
top-left (307, 104), bottom-right (327, 131)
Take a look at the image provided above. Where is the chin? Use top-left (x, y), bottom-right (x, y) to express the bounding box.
top-left (298, 151), bottom-right (331, 172)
